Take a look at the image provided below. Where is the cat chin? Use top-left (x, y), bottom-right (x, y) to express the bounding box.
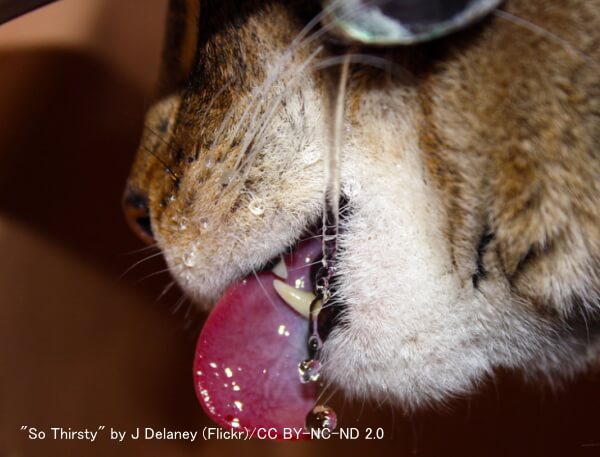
top-left (322, 245), bottom-right (600, 408)
top-left (320, 277), bottom-right (600, 408)
top-left (320, 145), bottom-right (492, 406)
top-left (317, 138), bottom-right (600, 405)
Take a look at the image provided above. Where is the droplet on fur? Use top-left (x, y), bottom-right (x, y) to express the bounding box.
top-left (298, 359), bottom-right (322, 383)
top-left (200, 218), bottom-right (210, 230)
top-left (220, 170), bottom-right (236, 187)
top-left (248, 198), bottom-right (265, 216)
top-left (305, 405), bottom-right (337, 431)
top-left (172, 216), bottom-right (188, 232)
top-left (204, 156), bottom-right (215, 169)
top-left (183, 251), bottom-right (197, 268)
top-left (302, 148), bottom-right (320, 165)
top-left (182, 270), bottom-right (194, 284)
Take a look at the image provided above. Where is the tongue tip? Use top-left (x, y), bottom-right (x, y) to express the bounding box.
top-left (193, 370), bottom-right (313, 441)
top-left (192, 237), bottom-right (325, 439)
top-left (193, 324), bottom-right (317, 441)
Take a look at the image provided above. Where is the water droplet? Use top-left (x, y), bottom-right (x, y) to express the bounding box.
top-left (182, 271), bottom-right (194, 284)
top-left (302, 148), bottom-right (320, 165)
top-left (298, 359), bottom-right (322, 383)
top-left (305, 405), bottom-right (337, 431)
top-left (248, 198), bottom-right (265, 216)
top-left (174, 217), bottom-right (189, 232)
top-left (199, 218), bottom-right (210, 230)
top-left (204, 156), bottom-right (214, 169)
top-left (308, 335), bottom-right (323, 353)
top-left (220, 170), bottom-right (236, 187)
top-left (183, 251), bottom-right (196, 267)
top-left (168, 194), bottom-right (176, 202)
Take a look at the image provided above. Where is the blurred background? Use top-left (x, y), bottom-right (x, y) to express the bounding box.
top-left (0, 1), bottom-right (599, 456)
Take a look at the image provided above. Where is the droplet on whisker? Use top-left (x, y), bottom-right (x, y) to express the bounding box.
top-left (298, 359), bottom-right (322, 383)
top-left (305, 405), bottom-right (337, 432)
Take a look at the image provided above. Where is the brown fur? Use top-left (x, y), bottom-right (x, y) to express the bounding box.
top-left (126, 0), bottom-right (600, 402)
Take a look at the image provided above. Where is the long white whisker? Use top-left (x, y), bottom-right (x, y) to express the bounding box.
top-left (233, 46), bottom-right (324, 180)
top-left (315, 53), bottom-right (404, 76)
top-left (196, 80), bottom-right (235, 167)
top-left (215, 0), bottom-right (381, 183)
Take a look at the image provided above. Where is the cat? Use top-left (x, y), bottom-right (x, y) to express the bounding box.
top-left (124, 0), bottom-right (600, 428)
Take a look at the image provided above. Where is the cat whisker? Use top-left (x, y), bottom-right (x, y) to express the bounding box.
top-left (172, 294), bottom-right (189, 314)
top-left (233, 46), bottom-right (324, 185)
top-left (143, 124), bottom-right (171, 147)
top-left (314, 377), bottom-right (338, 407)
top-left (119, 250), bottom-right (165, 279)
top-left (131, 267), bottom-right (173, 286)
top-left (315, 53), bottom-right (403, 76)
top-left (142, 142), bottom-right (180, 182)
top-left (219, 0), bottom-right (346, 151)
top-left (494, 9), bottom-right (600, 70)
top-left (120, 244), bottom-right (160, 256)
top-left (230, 258), bottom-right (282, 312)
top-left (221, 0), bottom-right (379, 190)
top-left (197, 80), bottom-right (235, 141)
top-left (155, 280), bottom-right (177, 303)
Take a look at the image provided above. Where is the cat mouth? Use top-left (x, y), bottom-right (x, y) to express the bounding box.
top-left (192, 229), bottom-right (340, 436)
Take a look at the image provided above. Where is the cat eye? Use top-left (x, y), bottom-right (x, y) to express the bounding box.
top-left (321, 0), bottom-right (502, 45)
top-left (122, 188), bottom-right (155, 245)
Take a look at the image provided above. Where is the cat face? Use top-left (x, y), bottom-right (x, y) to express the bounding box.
top-left (125, 0), bottom-right (600, 411)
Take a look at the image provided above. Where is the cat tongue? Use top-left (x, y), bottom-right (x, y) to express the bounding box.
top-left (193, 239), bottom-right (322, 436)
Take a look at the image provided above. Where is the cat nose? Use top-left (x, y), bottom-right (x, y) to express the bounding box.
top-left (122, 188), bottom-right (155, 245)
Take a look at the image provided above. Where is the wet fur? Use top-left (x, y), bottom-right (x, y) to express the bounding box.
top-left (127, 0), bottom-right (600, 408)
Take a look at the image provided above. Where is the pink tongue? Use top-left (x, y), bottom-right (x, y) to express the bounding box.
top-left (193, 238), bottom-right (322, 435)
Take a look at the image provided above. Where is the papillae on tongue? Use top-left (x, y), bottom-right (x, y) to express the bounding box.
top-left (193, 238), bottom-right (322, 434)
